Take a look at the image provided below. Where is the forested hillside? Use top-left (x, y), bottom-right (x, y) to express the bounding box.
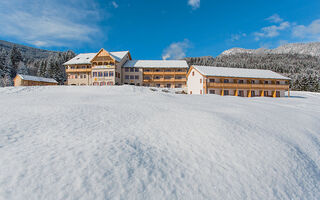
top-left (0, 41), bottom-right (75, 86)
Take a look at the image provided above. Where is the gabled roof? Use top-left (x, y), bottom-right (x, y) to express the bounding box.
top-left (123, 60), bottom-right (189, 68)
top-left (63, 53), bottom-right (96, 65)
top-left (192, 65), bottom-right (291, 80)
top-left (17, 74), bottom-right (58, 83)
top-left (63, 50), bottom-right (130, 65)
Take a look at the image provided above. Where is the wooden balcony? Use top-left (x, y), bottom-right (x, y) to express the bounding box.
top-left (143, 78), bottom-right (187, 82)
top-left (143, 71), bottom-right (186, 75)
top-left (66, 68), bottom-right (91, 73)
top-left (206, 82), bottom-right (289, 90)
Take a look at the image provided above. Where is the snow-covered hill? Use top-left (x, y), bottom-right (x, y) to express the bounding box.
top-left (0, 86), bottom-right (319, 200)
top-left (221, 42), bottom-right (320, 56)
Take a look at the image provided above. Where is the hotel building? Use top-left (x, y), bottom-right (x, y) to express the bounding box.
top-left (64, 49), bottom-right (189, 88)
top-left (187, 65), bottom-right (290, 97)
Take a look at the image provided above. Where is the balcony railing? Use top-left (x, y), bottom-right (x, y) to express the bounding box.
top-left (206, 82), bottom-right (289, 90)
top-left (65, 68), bottom-right (91, 73)
top-left (143, 78), bottom-right (187, 82)
top-left (143, 71), bottom-right (186, 75)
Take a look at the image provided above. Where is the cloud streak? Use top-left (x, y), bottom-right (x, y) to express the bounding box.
top-left (0, 0), bottom-right (107, 47)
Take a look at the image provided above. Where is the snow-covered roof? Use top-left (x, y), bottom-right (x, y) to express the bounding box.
top-left (63, 53), bottom-right (96, 65)
top-left (63, 51), bottom-right (129, 65)
top-left (193, 65), bottom-right (291, 80)
top-left (123, 60), bottom-right (188, 68)
top-left (18, 74), bottom-right (58, 83)
top-left (109, 51), bottom-right (129, 62)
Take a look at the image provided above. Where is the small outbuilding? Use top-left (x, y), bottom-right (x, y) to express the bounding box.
top-left (14, 74), bottom-right (58, 86)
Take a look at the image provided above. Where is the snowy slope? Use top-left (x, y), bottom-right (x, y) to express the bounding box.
top-left (0, 86), bottom-right (319, 200)
top-left (221, 42), bottom-right (320, 56)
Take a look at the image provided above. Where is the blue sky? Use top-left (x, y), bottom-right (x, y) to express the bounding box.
top-left (0, 0), bottom-right (320, 59)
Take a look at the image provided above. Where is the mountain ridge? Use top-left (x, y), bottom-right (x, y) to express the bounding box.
top-left (221, 42), bottom-right (320, 57)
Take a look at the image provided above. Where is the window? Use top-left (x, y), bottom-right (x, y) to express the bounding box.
top-left (200, 90), bottom-right (202, 94)
top-left (93, 72), bottom-right (97, 77)
top-left (93, 82), bottom-right (99, 86)
top-left (98, 72), bottom-right (103, 77)
top-left (200, 79), bottom-right (202, 83)
top-left (264, 81), bottom-right (268, 84)
top-left (192, 71), bottom-right (195, 76)
top-left (104, 72), bottom-right (108, 77)
top-left (145, 69), bottom-right (150, 72)
top-left (264, 91), bottom-right (268, 96)
top-left (155, 69), bottom-right (160, 72)
top-left (209, 79), bottom-right (215, 83)
top-left (84, 74), bottom-right (86, 78)
top-left (125, 68), bottom-right (129, 72)
top-left (166, 84), bottom-right (171, 88)
top-left (251, 91), bottom-right (255, 97)
top-left (125, 75), bottom-right (129, 79)
top-left (115, 72), bottom-right (118, 77)
top-left (156, 84), bottom-right (160, 87)
top-left (177, 69), bottom-right (182, 72)
top-left (251, 80), bottom-right (255, 84)
top-left (224, 79), bottom-right (229, 83)
top-left (130, 75), bottom-right (134, 79)
top-left (135, 75), bottom-right (139, 80)
top-left (165, 76), bottom-right (171, 80)
top-left (224, 90), bottom-right (229, 95)
top-left (75, 74), bottom-right (78, 79)
top-left (175, 84), bottom-right (182, 88)
top-left (209, 90), bottom-right (215, 94)
top-left (130, 68), bottom-right (134, 72)
top-left (80, 74), bottom-right (83, 79)
top-left (118, 73), bottom-right (120, 78)
top-left (190, 91), bottom-right (192, 94)
top-left (276, 91), bottom-right (280, 97)
top-left (165, 69), bottom-right (171, 72)
top-left (276, 81), bottom-right (280, 85)
top-left (154, 76), bottom-right (160, 79)
top-left (109, 71), bottom-right (114, 76)
top-left (238, 80), bottom-right (244, 84)
top-left (100, 82), bottom-right (106, 86)
top-left (144, 76), bottom-right (150, 80)
top-left (135, 68), bottom-right (139, 72)
top-left (239, 90), bottom-right (244, 97)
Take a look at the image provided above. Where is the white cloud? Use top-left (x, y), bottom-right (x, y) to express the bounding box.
top-left (254, 22), bottom-right (290, 40)
top-left (266, 14), bottom-right (283, 23)
top-left (0, 0), bottom-right (107, 47)
top-left (188, 0), bottom-right (200, 10)
top-left (230, 33), bottom-right (247, 42)
top-left (111, 1), bottom-right (119, 8)
top-left (162, 39), bottom-right (191, 60)
top-left (292, 19), bottom-right (320, 40)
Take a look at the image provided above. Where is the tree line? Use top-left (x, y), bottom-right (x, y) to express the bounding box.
top-left (0, 46), bottom-right (75, 86)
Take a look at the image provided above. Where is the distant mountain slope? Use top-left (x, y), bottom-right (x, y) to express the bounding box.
top-left (0, 40), bottom-right (75, 86)
top-left (0, 40), bottom-right (58, 60)
top-left (222, 42), bottom-right (320, 57)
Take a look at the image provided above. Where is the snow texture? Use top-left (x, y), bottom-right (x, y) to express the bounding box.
top-left (0, 86), bottom-right (319, 200)
top-left (193, 65), bottom-right (290, 80)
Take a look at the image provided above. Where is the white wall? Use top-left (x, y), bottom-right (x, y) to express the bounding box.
top-left (187, 68), bottom-right (204, 95)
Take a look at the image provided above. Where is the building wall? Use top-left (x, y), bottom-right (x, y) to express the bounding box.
top-left (13, 76), bottom-right (22, 86)
top-left (187, 68), bottom-right (204, 94)
top-left (92, 68), bottom-right (115, 86)
top-left (122, 68), bottom-right (143, 86)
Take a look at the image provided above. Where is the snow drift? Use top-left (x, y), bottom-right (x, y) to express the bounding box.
top-left (0, 86), bottom-right (319, 199)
